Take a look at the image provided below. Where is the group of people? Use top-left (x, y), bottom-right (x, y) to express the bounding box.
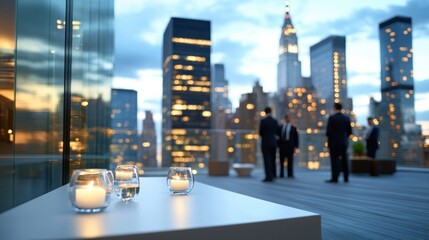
top-left (259, 107), bottom-right (299, 182)
top-left (259, 102), bottom-right (379, 183)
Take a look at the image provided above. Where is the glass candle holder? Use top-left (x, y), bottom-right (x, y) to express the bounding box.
top-left (167, 167), bottom-right (194, 195)
top-left (69, 169), bottom-right (113, 213)
top-left (114, 165), bottom-right (140, 202)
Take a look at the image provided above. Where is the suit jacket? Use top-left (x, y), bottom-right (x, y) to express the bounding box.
top-left (278, 123), bottom-right (299, 149)
top-left (259, 115), bottom-right (279, 149)
top-left (326, 112), bottom-right (352, 149)
top-left (366, 126), bottom-right (379, 149)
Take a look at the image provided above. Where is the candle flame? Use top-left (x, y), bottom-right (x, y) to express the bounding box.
top-left (172, 173), bottom-right (180, 180)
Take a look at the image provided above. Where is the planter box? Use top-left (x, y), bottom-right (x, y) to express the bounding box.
top-left (351, 157), bottom-right (396, 176)
top-left (208, 161), bottom-right (229, 176)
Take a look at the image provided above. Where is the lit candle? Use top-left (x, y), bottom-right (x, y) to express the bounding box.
top-left (170, 178), bottom-right (189, 191)
top-left (75, 183), bottom-right (106, 209)
top-left (115, 171), bottom-right (133, 181)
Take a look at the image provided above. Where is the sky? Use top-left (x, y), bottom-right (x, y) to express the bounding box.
top-left (113, 0), bottom-right (429, 134)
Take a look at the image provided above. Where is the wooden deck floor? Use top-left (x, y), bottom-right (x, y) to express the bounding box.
top-left (196, 168), bottom-right (429, 239)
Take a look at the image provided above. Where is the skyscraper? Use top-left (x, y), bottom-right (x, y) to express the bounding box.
top-left (162, 17), bottom-right (211, 169)
top-left (378, 16), bottom-right (423, 165)
top-left (111, 89), bottom-right (138, 166)
top-left (139, 110), bottom-right (157, 168)
top-left (274, 3), bottom-right (334, 170)
top-left (277, 2), bottom-right (302, 94)
top-left (211, 63), bottom-right (232, 115)
top-left (211, 63), bottom-right (232, 165)
top-left (310, 35), bottom-right (350, 113)
top-left (235, 81), bottom-right (268, 165)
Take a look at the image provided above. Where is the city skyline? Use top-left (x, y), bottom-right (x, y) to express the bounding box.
top-left (113, 0), bottom-right (429, 134)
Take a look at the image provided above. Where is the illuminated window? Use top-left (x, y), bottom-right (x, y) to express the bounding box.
top-left (171, 129), bottom-right (186, 135)
top-left (287, 44), bottom-right (298, 53)
top-left (172, 37), bottom-right (211, 46)
top-left (171, 110), bottom-right (183, 116)
top-left (185, 56), bottom-right (206, 62)
top-left (202, 111), bottom-right (211, 117)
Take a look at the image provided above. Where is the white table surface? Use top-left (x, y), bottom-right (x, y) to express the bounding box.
top-left (0, 177), bottom-right (321, 239)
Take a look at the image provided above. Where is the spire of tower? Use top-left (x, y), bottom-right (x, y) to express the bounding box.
top-left (285, 1), bottom-right (290, 19)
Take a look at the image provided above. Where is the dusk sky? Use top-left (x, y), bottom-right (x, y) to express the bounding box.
top-left (113, 0), bottom-right (429, 134)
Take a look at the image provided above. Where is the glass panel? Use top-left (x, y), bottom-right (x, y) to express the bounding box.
top-left (69, 0), bottom-right (113, 173)
top-left (0, 0), bottom-right (16, 212)
top-left (13, 0), bottom-right (66, 207)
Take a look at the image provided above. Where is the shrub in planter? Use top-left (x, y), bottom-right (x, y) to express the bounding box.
top-left (352, 141), bottom-right (364, 156)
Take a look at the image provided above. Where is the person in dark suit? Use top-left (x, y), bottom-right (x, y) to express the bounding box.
top-left (365, 117), bottom-right (379, 158)
top-left (326, 103), bottom-right (352, 183)
top-left (259, 107), bottom-right (279, 182)
top-left (278, 114), bottom-right (299, 178)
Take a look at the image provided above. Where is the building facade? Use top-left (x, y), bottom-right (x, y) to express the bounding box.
top-left (310, 35), bottom-right (350, 113)
top-left (139, 110), bottom-right (158, 168)
top-left (211, 63), bottom-right (232, 115)
top-left (0, 0), bottom-right (114, 212)
top-left (211, 63), bottom-right (233, 163)
top-left (162, 17), bottom-right (212, 169)
top-left (277, 2), bottom-right (302, 94)
top-left (235, 81), bottom-right (268, 165)
top-left (110, 89), bottom-right (138, 167)
top-left (377, 16), bottom-right (423, 165)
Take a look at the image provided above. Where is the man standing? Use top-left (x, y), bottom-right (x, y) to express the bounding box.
top-left (365, 117), bottom-right (379, 158)
top-left (326, 103), bottom-right (352, 183)
top-left (259, 107), bottom-right (279, 182)
top-left (278, 115), bottom-right (299, 178)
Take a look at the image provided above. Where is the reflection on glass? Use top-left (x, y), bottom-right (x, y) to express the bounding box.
top-left (0, 0), bottom-right (16, 213)
top-left (69, 0), bottom-right (114, 173)
top-left (0, 0), bottom-right (114, 213)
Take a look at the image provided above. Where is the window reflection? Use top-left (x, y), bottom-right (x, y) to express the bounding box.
top-left (0, 0), bottom-right (114, 213)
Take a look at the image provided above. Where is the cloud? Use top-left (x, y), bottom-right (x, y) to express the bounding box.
top-left (415, 78), bottom-right (429, 92)
top-left (113, 69), bottom-right (162, 111)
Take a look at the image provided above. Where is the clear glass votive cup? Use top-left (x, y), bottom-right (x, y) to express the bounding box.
top-left (114, 165), bottom-right (140, 201)
top-left (167, 167), bottom-right (194, 195)
top-left (69, 169), bottom-right (114, 213)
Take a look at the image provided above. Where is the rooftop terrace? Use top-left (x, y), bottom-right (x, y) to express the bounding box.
top-left (196, 168), bottom-right (429, 239)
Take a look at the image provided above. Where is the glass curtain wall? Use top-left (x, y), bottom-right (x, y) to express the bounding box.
top-left (0, 0), bottom-right (113, 213)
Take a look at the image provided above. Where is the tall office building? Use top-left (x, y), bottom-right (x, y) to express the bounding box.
top-left (162, 17), bottom-right (211, 169)
top-left (111, 89), bottom-right (138, 167)
top-left (310, 35), bottom-right (350, 113)
top-left (378, 16), bottom-right (423, 165)
top-left (277, 2), bottom-right (302, 94)
top-left (0, 0), bottom-right (114, 212)
top-left (211, 63), bottom-right (232, 163)
top-left (274, 3), bottom-right (333, 170)
top-left (235, 81), bottom-right (268, 165)
top-left (139, 110), bottom-right (158, 168)
top-left (211, 63), bottom-right (232, 115)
